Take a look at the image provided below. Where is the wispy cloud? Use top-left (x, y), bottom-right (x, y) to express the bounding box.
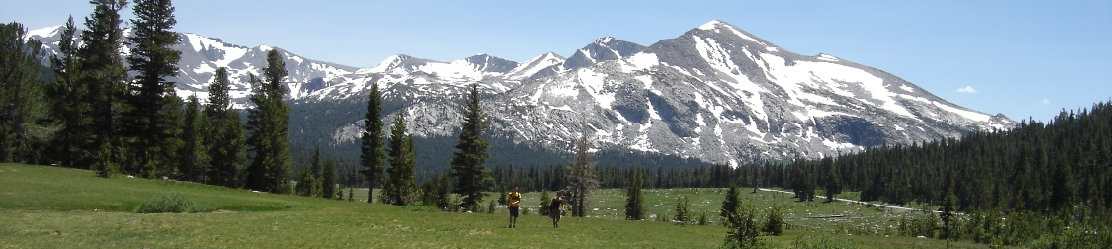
top-left (1040, 98), bottom-right (1051, 105)
top-left (955, 86), bottom-right (977, 94)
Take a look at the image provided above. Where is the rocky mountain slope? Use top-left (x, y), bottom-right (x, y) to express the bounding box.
top-left (25, 20), bottom-right (1012, 166)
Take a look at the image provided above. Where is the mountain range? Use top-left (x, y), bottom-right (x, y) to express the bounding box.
top-left (24, 20), bottom-right (1013, 167)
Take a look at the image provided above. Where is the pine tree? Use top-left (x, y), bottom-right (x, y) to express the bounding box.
top-left (245, 49), bottom-right (291, 194)
top-left (384, 112), bottom-right (417, 205)
top-left (721, 184), bottom-right (740, 225)
top-left (724, 204), bottom-right (761, 248)
top-left (436, 175), bottom-right (452, 210)
top-left (449, 84), bottom-right (492, 212)
top-left (674, 196), bottom-right (690, 225)
top-left (322, 159), bottom-right (337, 199)
top-left (47, 17), bottom-right (85, 168)
top-left (178, 95), bottom-right (208, 182)
top-left (294, 166), bottom-right (313, 197)
top-left (763, 206), bottom-right (783, 236)
top-left (1050, 154), bottom-right (1075, 216)
top-left (538, 190), bottom-right (551, 216)
top-left (243, 74), bottom-right (267, 191)
top-left (421, 179), bottom-right (439, 206)
top-left (0, 22), bottom-right (48, 163)
top-left (124, 0), bottom-right (182, 178)
top-left (309, 147), bottom-right (322, 196)
top-left (789, 160), bottom-right (815, 202)
top-left (940, 179), bottom-right (958, 240)
top-left (360, 83), bottom-right (386, 203)
top-left (625, 169), bottom-right (644, 220)
top-left (821, 157), bottom-right (841, 203)
top-left (204, 67), bottom-right (245, 187)
top-left (78, 0), bottom-right (129, 171)
top-left (566, 132), bottom-right (600, 217)
top-left (311, 147), bottom-right (322, 178)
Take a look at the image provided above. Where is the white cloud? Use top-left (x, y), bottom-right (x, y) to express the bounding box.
top-left (1040, 98), bottom-right (1051, 105)
top-left (955, 86), bottom-right (977, 93)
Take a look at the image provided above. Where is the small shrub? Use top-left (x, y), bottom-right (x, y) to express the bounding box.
top-left (448, 196), bottom-right (462, 212)
top-left (724, 204), bottom-right (761, 249)
top-left (899, 213), bottom-right (940, 238)
top-left (697, 210), bottom-right (709, 225)
top-left (674, 196), bottom-right (690, 225)
top-left (763, 206), bottom-right (783, 236)
top-left (487, 200), bottom-right (496, 214)
top-left (135, 193), bottom-right (200, 213)
top-left (538, 191), bottom-right (551, 216)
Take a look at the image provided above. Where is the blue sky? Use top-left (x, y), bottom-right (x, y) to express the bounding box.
top-left (3, 0), bottom-right (1110, 122)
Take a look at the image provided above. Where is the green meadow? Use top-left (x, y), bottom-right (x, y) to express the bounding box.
top-left (1, 163), bottom-right (995, 248)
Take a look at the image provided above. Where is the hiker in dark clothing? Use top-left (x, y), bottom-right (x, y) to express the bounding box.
top-left (549, 195), bottom-right (564, 228)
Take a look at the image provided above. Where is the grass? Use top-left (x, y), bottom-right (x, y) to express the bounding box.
top-left (1, 163), bottom-right (998, 248)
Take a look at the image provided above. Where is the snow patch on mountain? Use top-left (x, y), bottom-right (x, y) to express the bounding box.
top-left (26, 20), bottom-right (1013, 165)
top-left (26, 25), bottom-right (62, 40)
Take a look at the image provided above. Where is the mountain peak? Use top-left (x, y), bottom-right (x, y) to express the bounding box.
top-left (595, 36), bottom-right (617, 44)
top-left (505, 51), bottom-right (567, 80)
top-left (542, 51), bottom-right (564, 59)
top-left (461, 53), bottom-right (518, 73)
top-left (690, 20), bottom-right (776, 49)
top-left (564, 37), bottom-right (646, 70)
top-left (369, 54), bottom-right (433, 73)
top-left (697, 20), bottom-right (730, 31)
top-left (25, 25), bottom-right (63, 39)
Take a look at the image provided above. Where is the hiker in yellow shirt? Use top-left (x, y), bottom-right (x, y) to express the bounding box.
top-left (507, 187), bottom-right (522, 228)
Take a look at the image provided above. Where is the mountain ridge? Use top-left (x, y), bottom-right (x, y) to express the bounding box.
top-left (24, 20), bottom-right (1013, 166)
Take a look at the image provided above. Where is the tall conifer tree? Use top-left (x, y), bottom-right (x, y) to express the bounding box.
top-left (246, 49), bottom-right (291, 193)
top-left (322, 159), bottom-right (337, 199)
top-left (179, 95), bottom-right (208, 182)
top-left (450, 84), bottom-right (492, 212)
top-left (124, 0), bottom-right (182, 177)
top-left (384, 112), bottom-right (416, 205)
top-left (566, 132), bottom-right (600, 217)
top-left (47, 17), bottom-right (86, 168)
top-left (625, 169), bottom-right (644, 220)
top-left (821, 157), bottom-right (841, 203)
top-left (204, 67), bottom-right (245, 187)
top-left (0, 22), bottom-right (47, 163)
top-left (307, 146), bottom-right (322, 196)
top-left (360, 83), bottom-right (385, 203)
top-left (78, 0), bottom-right (128, 174)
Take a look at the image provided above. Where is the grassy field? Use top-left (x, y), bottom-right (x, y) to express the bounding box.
top-left (1, 163), bottom-right (996, 248)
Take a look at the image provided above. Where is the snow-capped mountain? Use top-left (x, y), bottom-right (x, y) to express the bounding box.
top-left (564, 37), bottom-right (647, 70)
top-left (25, 20), bottom-right (1013, 166)
top-left (476, 20), bottom-right (1013, 164)
top-left (25, 26), bottom-right (358, 108)
top-left (505, 52), bottom-right (565, 80)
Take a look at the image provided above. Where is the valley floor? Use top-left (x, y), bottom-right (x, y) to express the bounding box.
top-left (0, 163), bottom-right (998, 248)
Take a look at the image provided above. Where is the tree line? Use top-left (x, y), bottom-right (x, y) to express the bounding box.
top-left (778, 102), bottom-right (1112, 215)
